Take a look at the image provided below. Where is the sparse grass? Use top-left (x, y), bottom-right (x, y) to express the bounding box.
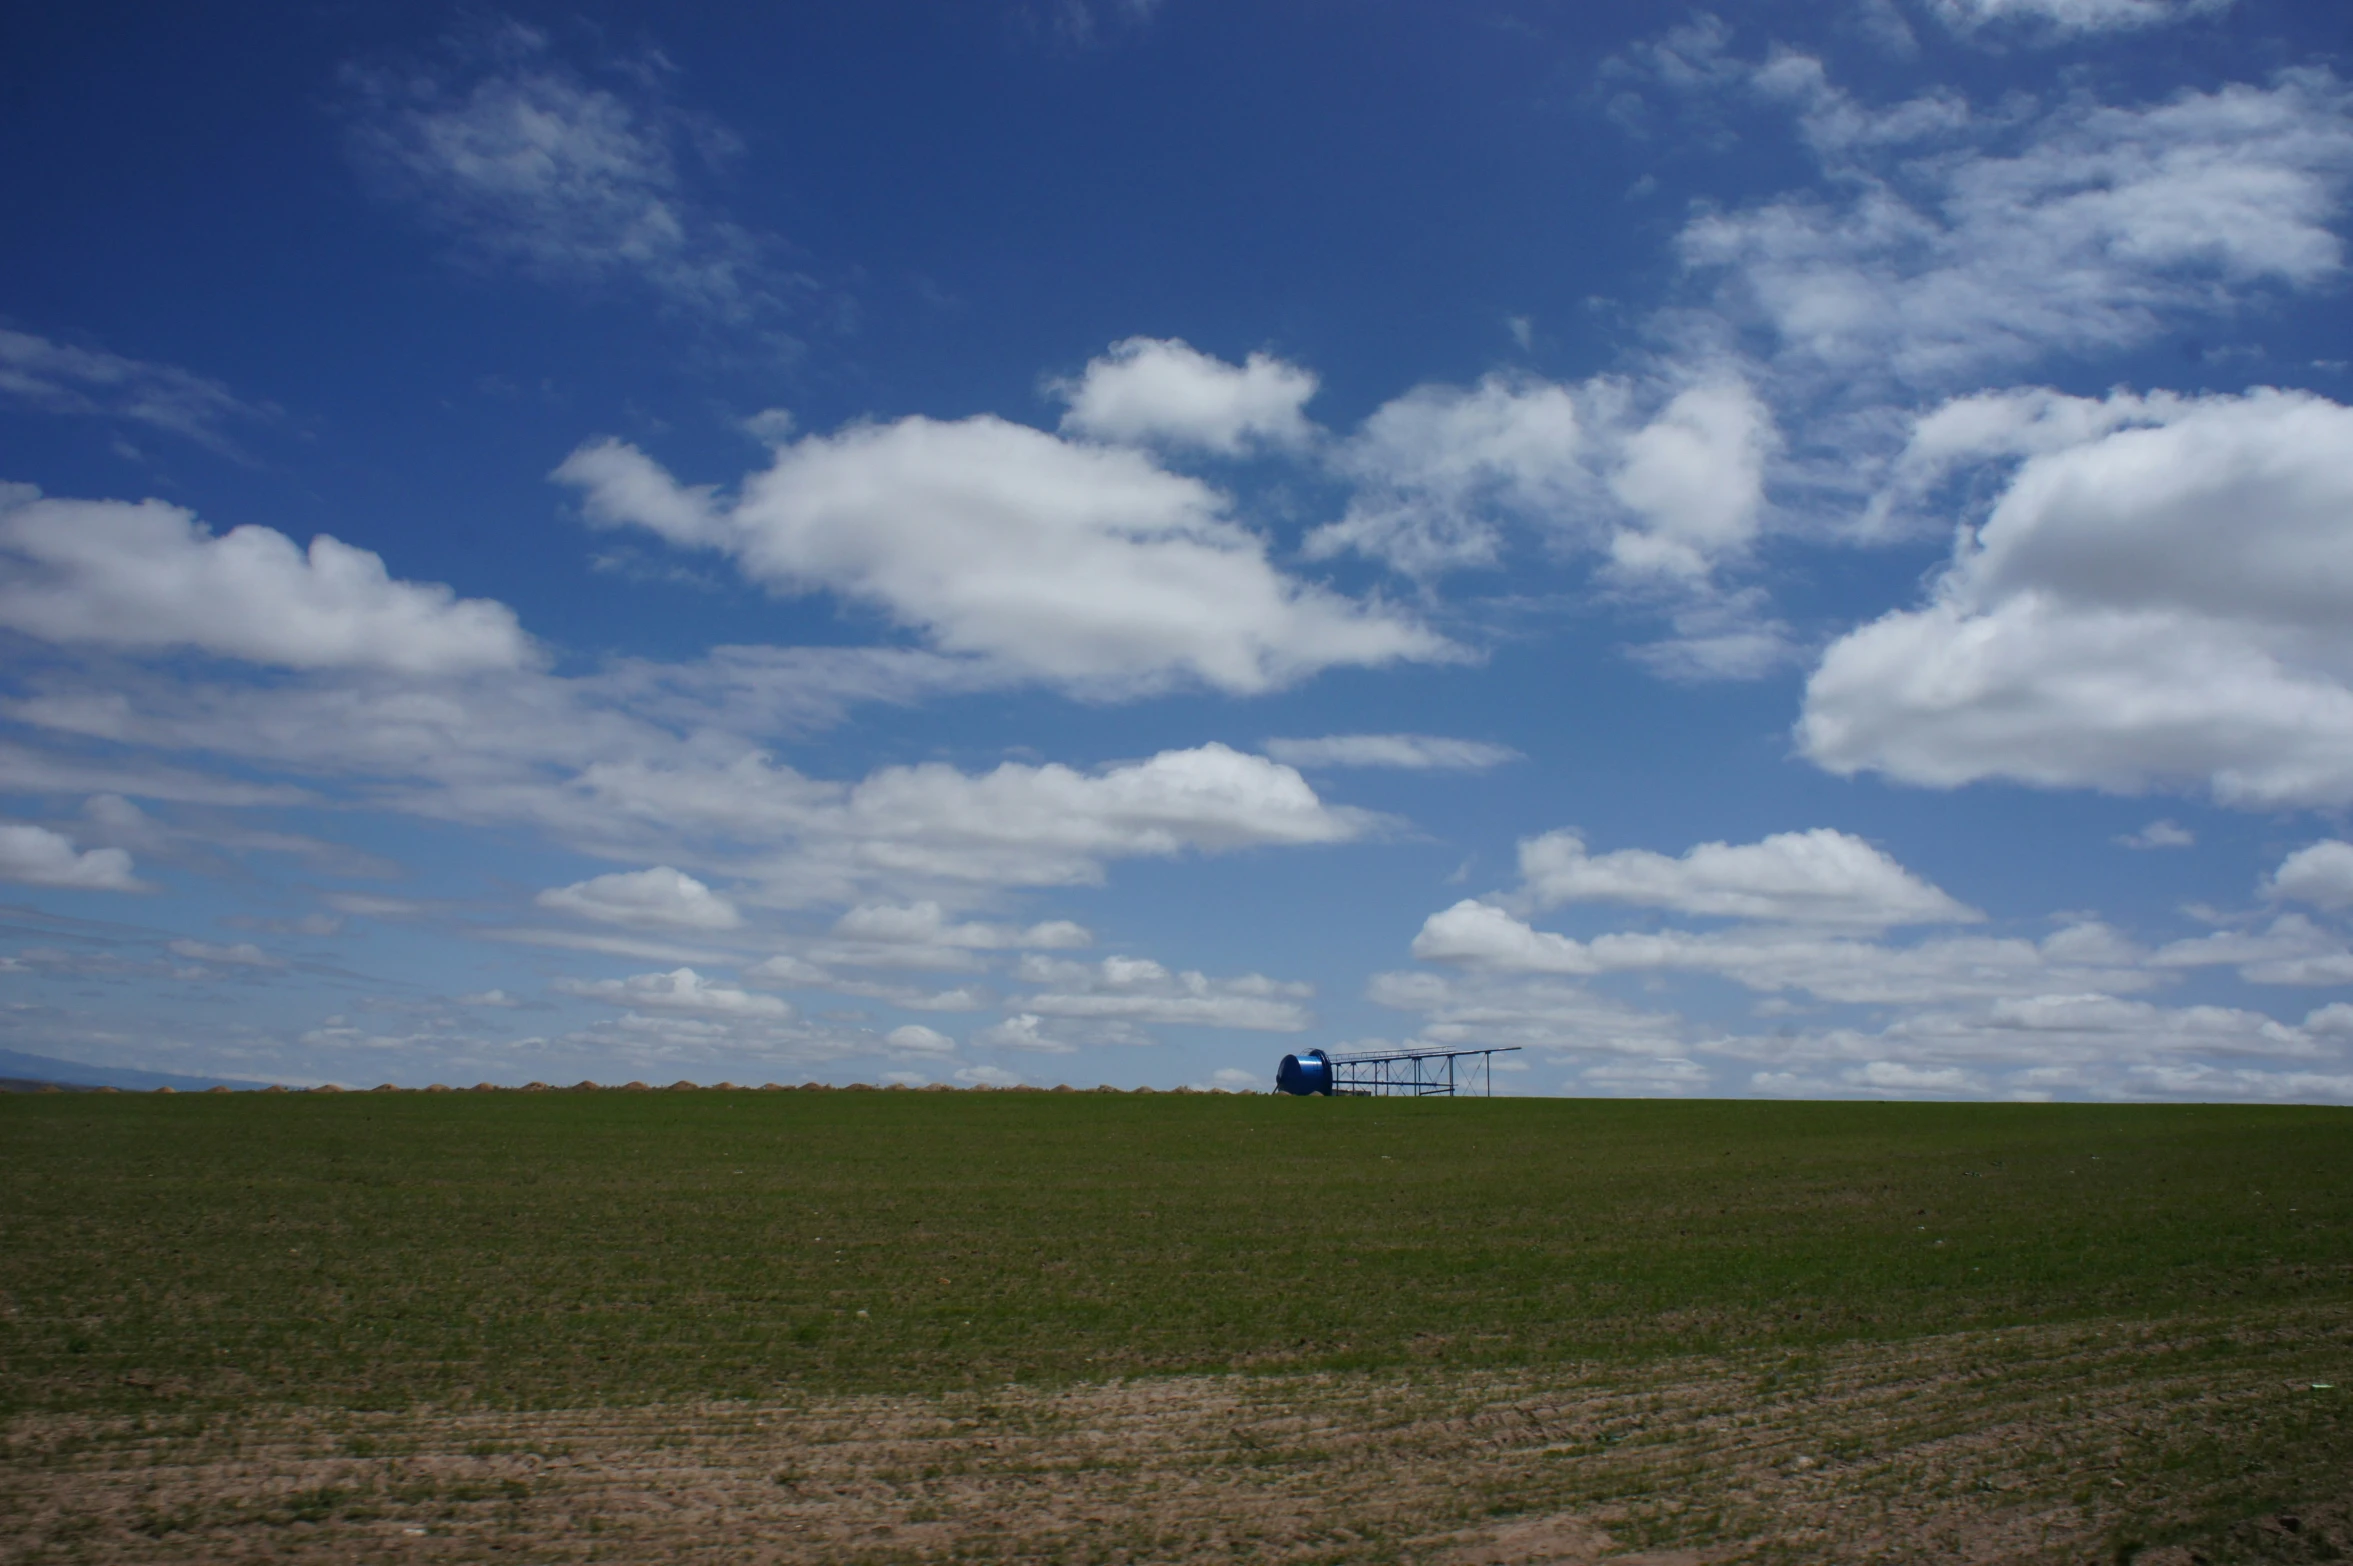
top-left (3, 1093), bottom-right (2348, 1416)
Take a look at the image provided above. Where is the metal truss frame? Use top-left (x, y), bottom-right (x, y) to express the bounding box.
top-left (1324, 1045), bottom-right (1521, 1097)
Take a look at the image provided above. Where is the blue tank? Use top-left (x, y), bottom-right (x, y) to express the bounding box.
top-left (1275, 1049), bottom-right (1333, 1095)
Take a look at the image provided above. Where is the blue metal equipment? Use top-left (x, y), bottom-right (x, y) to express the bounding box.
top-left (1275, 1048), bottom-right (1334, 1095)
top-left (1274, 1043), bottom-right (1520, 1097)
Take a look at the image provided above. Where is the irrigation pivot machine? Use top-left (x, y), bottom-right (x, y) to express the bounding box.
top-left (1275, 1045), bottom-right (1521, 1097)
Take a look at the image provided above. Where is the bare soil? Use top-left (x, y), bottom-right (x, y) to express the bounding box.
top-left (6, 1312), bottom-right (2347, 1565)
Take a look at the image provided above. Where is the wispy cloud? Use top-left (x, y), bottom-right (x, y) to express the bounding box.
top-left (1261, 734), bottom-right (1521, 771)
top-left (0, 329), bottom-right (275, 458)
top-left (340, 19), bottom-right (806, 328)
top-left (1922, 0), bottom-right (2232, 43)
top-left (1022, 0), bottom-right (1166, 50)
top-left (1671, 60), bottom-right (2353, 391)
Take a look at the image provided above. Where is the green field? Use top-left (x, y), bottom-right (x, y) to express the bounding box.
top-left (10, 1091), bottom-right (2353, 1563)
top-left (6, 1091), bottom-right (2349, 1419)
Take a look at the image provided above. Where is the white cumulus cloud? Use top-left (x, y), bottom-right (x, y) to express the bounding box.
top-left (1605, 379), bottom-right (1778, 578)
top-left (1309, 373), bottom-right (1593, 576)
top-left (817, 900), bottom-right (1090, 970)
top-left (1415, 901), bottom-right (2155, 1005)
top-left (2269, 841), bottom-right (2353, 911)
top-left (552, 417), bottom-right (1447, 695)
top-left (1055, 336), bottom-right (1318, 454)
top-left (536, 866), bottom-right (742, 931)
top-left (817, 742), bottom-right (1378, 889)
top-left (1412, 900), bottom-right (1599, 974)
top-left (1803, 388), bottom-right (2353, 807)
top-left (2152, 914), bottom-right (2353, 985)
top-left (883, 1024), bottom-right (956, 1055)
top-left (1306, 366), bottom-right (1783, 599)
top-left (0, 489), bottom-right (531, 675)
top-left (0, 823), bottom-right (145, 891)
top-left (1736, 994), bottom-right (2337, 1101)
top-left (1514, 827), bottom-right (1978, 928)
top-left (3, 654), bottom-right (1379, 902)
top-left (956, 1063), bottom-right (1023, 1086)
top-left (1010, 954), bottom-right (1315, 1031)
top-left (557, 966), bottom-right (794, 1019)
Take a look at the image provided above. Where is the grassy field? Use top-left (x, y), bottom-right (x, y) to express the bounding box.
top-left (5, 1090), bottom-right (2349, 1411)
top-left (5, 1090), bottom-right (2351, 1562)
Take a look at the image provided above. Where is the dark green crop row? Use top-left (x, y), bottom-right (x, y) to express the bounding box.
top-left (4, 1093), bottom-right (2348, 1415)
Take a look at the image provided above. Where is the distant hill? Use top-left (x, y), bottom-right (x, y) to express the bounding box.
top-left (0, 1049), bottom-right (282, 1093)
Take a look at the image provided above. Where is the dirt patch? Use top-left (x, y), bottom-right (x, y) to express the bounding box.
top-left (1437, 1514), bottom-right (1649, 1564)
top-left (4, 1315), bottom-right (2346, 1565)
top-left (2136, 1499), bottom-right (2353, 1565)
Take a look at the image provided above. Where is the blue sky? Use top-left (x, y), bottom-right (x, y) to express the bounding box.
top-left (6, 0), bottom-right (2353, 1097)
